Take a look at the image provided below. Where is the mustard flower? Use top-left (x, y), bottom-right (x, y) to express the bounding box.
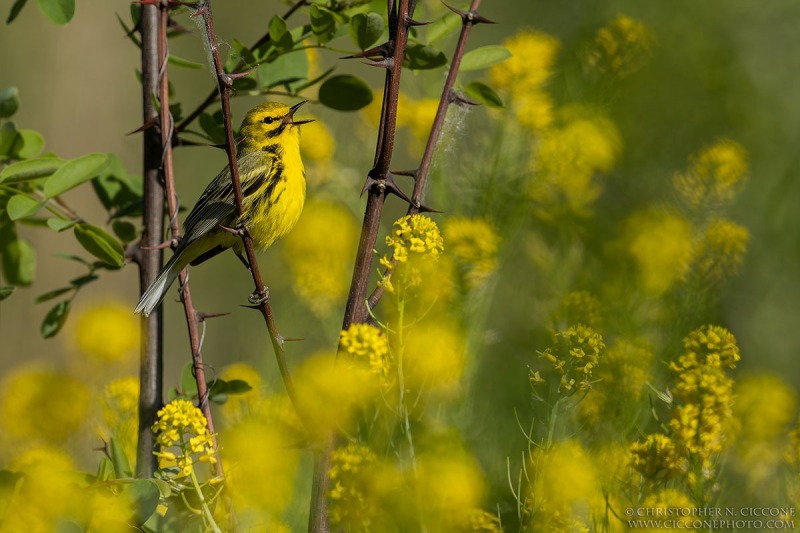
top-left (469, 509), bottom-right (503, 532)
top-left (490, 30), bottom-right (560, 97)
top-left (693, 218), bottom-right (750, 283)
top-left (379, 214), bottom-right (444, 293)
top-left (673, 138), bottom-right (748, 209)
top-left (340, 323), bottom-right (392, 378)
top-left (583, 14), bottom-right (656, 78)
top-left (71, 300), bottom-right (139, 362)
top-left (152, 399), bottom-right (217, 477)
top-left (99, 376), bottom-right (139, 459)
top-left (443, 216), bottom-right (500, 288)
top-left (630, 434), bottom-right (687, 479)
top-left (670, 324), bottom-right (740, 373)
top-left (328, 442), bottom-right (379, 529)
top-left (538, 324), bottom-right (605, 393)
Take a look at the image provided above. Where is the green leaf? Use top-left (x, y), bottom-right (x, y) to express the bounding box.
top-left (124, 479), bottom-right (160, 525)
top-left (0, 87), bottom-right (19, 118)
top-left (199, 112), bottom-right (226, 145)
top-left (310, 4), bottom-right (337, 44)
top-left (0, 122), bottom-right (22, 156)
top-left (0, 286), bottom-right (15, 301)
top-left (0, 157), bottom-right (63, 185)
top-left (35, 0), bottom-right (74, 24)
top-left (112, 220), bottom-right (137, 242)
top-left (34, 286), bottom-right (73, 304)
top-left (7, 194), bottom-right (45, 221)
top-left (465, 81), bottom-right (504, 108)
top-left (53, 252), bottom-right (91, 266)
top-left (0, 231), bottom-right (36, 286)
top-left (91, 154), bottom-right (141, 213)
top-left (47, 217), bottom-right (78, 232)
top-left (460, 45), bottom-right (512, 71)
top-left (180, 362), bottom-right (199, 398)
top-left (168, 55), bottom-right (203, 69)
top-left (318, 74), bottom-right (373, 111)
top-left (208, 378), bottom-right (253, 401)
top-left (41, 300), bottom-right (70, 338)
top-left (44, 153), bottom-right (109, 198)
top-left (73, 223), bottom-right (125, 268)
top-left (15, 129), bottom-right (45, 159)
top-left (268, 14), bottom-right (294, 51)
top-left (69, 273), bottom-right (98, 288)
top-left (6, 0), bottom-right (28, 24)
top-left (405, 44), bottom-right (447, 70)
top-left (348, 12), bottom-right (383, 50)
top-left (259, 49), bottom-right (309, 91)
top-left (110, 438), bottom-right (133, 479)
top-left (426, 12), bottom-right (461, 44)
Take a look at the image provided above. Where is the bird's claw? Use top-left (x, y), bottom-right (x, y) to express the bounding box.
top-left (248, 287), bottom-right (270, 305)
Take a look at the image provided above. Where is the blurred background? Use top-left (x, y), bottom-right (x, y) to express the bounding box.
top-left (2, 0), bottom-right (800, 528)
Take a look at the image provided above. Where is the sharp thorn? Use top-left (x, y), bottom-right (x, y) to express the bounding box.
top-left (240, 304), bottom-right (262, 310)
top-left (384, 174), bottom-right (414, 205)
top-left (196, 311), bottom-right (231, 322)
top-left (341, 43), bottom-right (389, 60)
top-left (282, 337), bottom-right (305, 342)
top-left (141, 237), bottom-right (179, 251)
top-left (227, 70), bottom-right (254, 80)
top-left (452, 90), bottom-right (481, 106)
top-left (362, 57), bottom-right (393, 69)
top-left (417, 203), bottom-right (443, 214)
top-left (391, 168), bottom-right (419, 179)
top-left (190, 6), bottom-right (207, 17)
top-left (126, 116), bottom-right (159, 136)
top-left (405, 16), bottom-right (432, 27)
top-left (441, 2), bottom-right (496, 24)
top-left (360, 176), bottom-right (380, 197)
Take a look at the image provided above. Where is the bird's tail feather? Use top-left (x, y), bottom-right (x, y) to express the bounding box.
top-left (134, 254), bottom-right (182, 316)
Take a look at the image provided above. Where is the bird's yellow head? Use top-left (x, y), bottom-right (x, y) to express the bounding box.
top-left (238, 101), bottom-right (312, 154)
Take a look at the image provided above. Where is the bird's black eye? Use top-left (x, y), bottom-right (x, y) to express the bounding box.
top-left (263, 116), bottom-right (275, 125)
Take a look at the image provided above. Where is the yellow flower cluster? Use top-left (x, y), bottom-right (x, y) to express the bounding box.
top-left (583, 15), bottom-right (656, 78)
top-left (673, 138), bottom-right (748, 210)
top-left (531, 105), bottom-right (621, 219)
top-left (152, 399), bottom-right (217, 477)
top-left (693, 218), bottom-right (750, 283)
top-left (468, 509), bottom-right (503, 532)
top-left (490, 30), bottom-right (560, 130)
top-left (443, 217), bottom-right (500, 288)
top-left (631, 326), bottom-right (739, 482)
top-left (283, 200), bottom-right (359, 315)
top-left (379, 214), bottom-right (444, 293)
top-left (99, 376), bottom-right (139, 459)
top-left (327, 442), bottom-right (378, 529)
top-left (537, 324), bottom-right (605, 393)
top-left (553, 290), bottom-right (604, 329)
top-left (340, 323), bottom-right (392, 378)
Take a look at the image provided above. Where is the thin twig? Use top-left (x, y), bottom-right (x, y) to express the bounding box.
top-left (156, 0), bottom-right (223, 473)
top-left (175, 0), bottom-right (307, 133)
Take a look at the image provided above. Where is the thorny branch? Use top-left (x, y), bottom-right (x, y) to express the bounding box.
top-left (156, 0), bottom-right (222, 473)
top-left (191, 0), bottom-right (301, 421)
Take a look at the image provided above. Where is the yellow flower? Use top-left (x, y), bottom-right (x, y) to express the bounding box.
top-left (283, 199), bottom-right (359, 315)
top-left (340, 323), bottom-right (392, 378)
top-left (490, 30), bottom-right (560, 96)
top-left (328, 441), bottom-right (380, 529)
top-left (0, 368), bottom-right (90, 443)
top-left (673, 138), bottom-right (748, 209)
top-left (583, 14), bottom-right (656, 78)
top-left (515, 90), bottom-right (556, 131)
top-left (379, 214), bottom-right (445, 293)
top-left (640, 490), bottom-right (695, 531)
top-left (630, 434), bottom-right (687, 479)
top-left (693, 218), bottom-right (749, 282)
top-left (735, 373), bottom-right (796, 445)
top-left (531, 105), bottom-right (621, 219)
top-left (404, 321), bottom-right (466, 394)
top-left (417, 447), bottom-right (487, 528)
top-left (443, 217), bottom-right (500, 288)
top-left (217, 362), bottom-right (262, 423)
top-left (468, 509), bottom-right (502, 532)
top-left (670, 325), bottom-right (740, 373)
top-left (537, 324), bottom-right (605, 393)
top-left (99, 376), bottom-right (139, 460)
top-left (623, 208), bottom-right (694, 295)
top-left (71, 300), bottom-right (139, 362)
top-left (152, 399), bottom-right (216, 477)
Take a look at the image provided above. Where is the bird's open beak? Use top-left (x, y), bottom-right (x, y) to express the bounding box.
top-left (285, 100), bottom-right (314, 125)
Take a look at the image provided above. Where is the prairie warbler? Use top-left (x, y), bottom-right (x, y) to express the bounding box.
top-left (135, 101), bottom-right (311, 316)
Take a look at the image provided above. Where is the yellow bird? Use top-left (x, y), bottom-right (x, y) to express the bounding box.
top-left (135, 101), bottom-right (311, 316)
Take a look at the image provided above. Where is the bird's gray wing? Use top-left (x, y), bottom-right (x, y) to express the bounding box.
top-left (180, 152), bottom-right (273, 244)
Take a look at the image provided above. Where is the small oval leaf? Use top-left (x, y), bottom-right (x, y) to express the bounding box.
top-left (16, 129), bottom-right (45, 159)
top-left (1, 235), bottom-right (36, 286)
top-left (0, 87), bottom-right (20, 118)
top-left (47, 217), bottom-right (78, 232)
top-left (460, 45), bottom-right (512, 71)
top-left (465, 81), bottom-right (504, 108)
top-left (318, 75), bottom-right (373, 111)
top-left (7, 194), bottom-right (45, 221)
top-left (349, 12), bottom-right (384, 50)
top-left (112, 220), bottom-right (137, 242)
top-left (6, 0), bottom-right (28, 24)
top-left (41, 300), bottom-right (71, 338)
top-left (0, 157), bottom-right (63, 185)
top-left (35, 0), bottom-right (74, 24)
top-left (73, 223), bottom-right (125, 268)
top-left (44, 153), bottom-right (110, 198)
top-left (405, 44), bottom-right (448, 70)
top-left (34, 286), bottom-right (74, 304)
top-left (426, 13), bottom-right (461, 44)
top-left (310, 4), bottom-right (337, 44)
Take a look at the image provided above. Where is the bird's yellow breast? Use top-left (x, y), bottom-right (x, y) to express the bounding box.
top-left (242, 146), bottom-right (306, 250)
